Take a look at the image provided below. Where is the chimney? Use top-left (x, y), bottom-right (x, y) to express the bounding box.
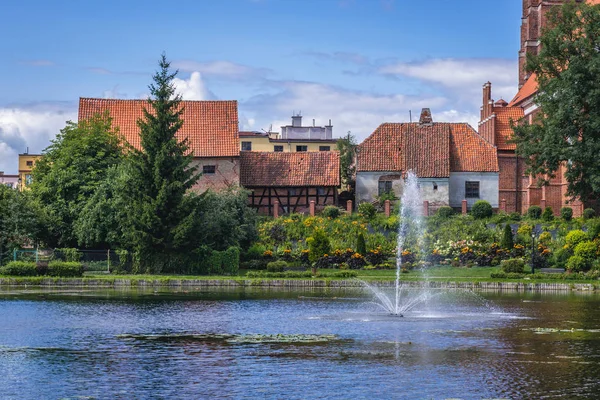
top-left (419, 108), bottom-right (433, 126)
top-left (291, 113), bottom-right (302, 127)
top-left (325, 119), bottom-right (333, 139)
top-left (481, 82), bottom-right (493, 119)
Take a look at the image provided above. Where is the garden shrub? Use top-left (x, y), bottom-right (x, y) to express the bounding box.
top-left (538, 231), bottom-right (552, 245)
top-left (241, 259), bottom-right (267, 270)
top-left (500, 258), bottom-right (525, 273)
top-left (573, 241), bottom-right (597, 262)
top-left (365, 248), bottom-right (387, 266)
top-left (527, 205), bottom-right (542, 219)
top-left (552, 247), bottom-right (572, 269)
top-left (358, 202), bottom-right (377, 219)
top-left (565, 230), bottom-right (588, 249)
top-left (560, 207), bottom-right (573, 222)
top-left (491, 271), bottom-right (526, 279)
top-left (566, 255), bottom-right (587, 272)
top-left (206, 247), bottom-right (240, 275)
top-left (55, 248), bottom-right (82, 262)
top-left (356, 233), bottom-right (367, 256)
top-left (307, 230), bottom-right (331, 263)
top-left (347, 253), bottom-right (367, 269)
top-left (436, 206), bottom-right (454, 219)
top-left (471, 200), bottom-right (492, 219)
top-left (0, 261), bottom-right (37, 276)
top-left (244, 244), bottom-right (266, 261)
top-left (542, 207), bottom-right (554, 222)
top-left (47, 261), bottom-right (84, 277)
top-left (322, 206), bottom-right (341, 219)
top-left (267, 260), bottom-right (287, 272)
top-left (583, 208), bottom-right (596, 220)
top-left (509, 212), bottom-right (522, 221)
top-left (586, 219), bottom-right (600, 240)
top-left (500, 224), bottom-right (514, 250)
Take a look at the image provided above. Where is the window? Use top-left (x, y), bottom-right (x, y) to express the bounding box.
top-left (378, 181), bottom-right (393, 196)
top-left (241, 141), bottom-right (252, 151)
top-left (288, 189), bottom-right (298, 196)
top-left (319, 146), bottom-right (330, 151)
top-left (25, 174), bottom-right (33, 186)
top-left (317, 187), bottom-right (328, 196)
top-left (433, 182), bottom-right (438, 191)
top-left (296, 145), bottom-right (307, 152)
top-left (465, 181), bottom-right (480, 198)
top-left (203, 165), bottom-right (216, 174)
top-left (26, 161), bottom-right (33, 167)
top-left (274, 145), bottom-right (284, 152)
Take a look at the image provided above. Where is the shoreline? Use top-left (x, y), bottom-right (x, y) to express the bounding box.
top-left (0, 277), bottom-right (597, 292)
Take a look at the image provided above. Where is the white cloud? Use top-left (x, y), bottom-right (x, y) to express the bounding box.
top-left (172, 60), bottom-right (268, 79)
top-left (0, 104), bottom-right (75, 174)
top-left (173, 71), bottom-right (214, 100)
top-left (243, 80), bottom-right (453, 141)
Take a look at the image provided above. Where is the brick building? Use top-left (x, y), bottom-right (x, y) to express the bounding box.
top-left (78, 98), bottom-right (240, 192)
top-left (479, 0), bottom-right (600, 216)
top-left (357, 109), bottom-right (499, 213)
top-left (240, 151), bottom-right (340, 215)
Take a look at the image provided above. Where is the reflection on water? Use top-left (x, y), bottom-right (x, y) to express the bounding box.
top-left (0, 287), bottom-right (599, 399)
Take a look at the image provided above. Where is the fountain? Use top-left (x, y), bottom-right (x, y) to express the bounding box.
top-left (363, 171), bottom-right (431, 316)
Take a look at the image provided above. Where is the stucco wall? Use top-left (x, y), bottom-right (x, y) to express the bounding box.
top-left (191, 157), bottom-right (240, 192)
top-left (356, 172), bottom-right (449, 208)
top-left (449, 172), bottom-right (499, 208)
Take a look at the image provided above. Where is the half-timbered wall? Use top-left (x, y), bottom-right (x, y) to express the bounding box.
top-left (247, 186), bottom-right (338, 215)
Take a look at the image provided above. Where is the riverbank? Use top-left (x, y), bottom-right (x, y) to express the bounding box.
top-left (0, 275), bottom-right (598, 291)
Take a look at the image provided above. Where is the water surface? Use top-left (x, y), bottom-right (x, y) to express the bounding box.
top-left (1, 287), bottom-right (599, 399)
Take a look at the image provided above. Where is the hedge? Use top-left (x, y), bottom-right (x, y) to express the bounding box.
top-left (0, 261), bottom-right (37, 276)
top-left (206, 247), bottom-right (240, 275)
top-left (48, 261), bottom-right (84, 277)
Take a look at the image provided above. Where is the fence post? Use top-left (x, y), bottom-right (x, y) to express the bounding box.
top-left (384, 200), bottom-right (391, 217)
top-left (107, 249), bottom-right (111, 273)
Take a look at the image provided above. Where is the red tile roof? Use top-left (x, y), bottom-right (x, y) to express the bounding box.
top-left (508, 73), bottom-right (538, 107)
top-left (494, 106), bottom-right (524, 150)
top-left (358, 121), bottom-right (498, 176)
top-left (240, 151), bottom-right (340, 187)
top-left (78, 98), bottom-right (239, 158)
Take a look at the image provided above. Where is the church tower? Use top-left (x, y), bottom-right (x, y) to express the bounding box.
top-left (518, 0), bottom-right (569, 87)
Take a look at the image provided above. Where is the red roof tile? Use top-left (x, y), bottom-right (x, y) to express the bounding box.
top-left (240, 151), bottom-right (340, 187)
top-left (358, 121), bottom-right (498, 176)
top-left (450, 124), bottom-right (499, 172)
top-left (508, 73), bottom-right (538, 107)
top-left (494, 106), bottom-right (524, 150)
top-left (78, 98), bottom-right (239, 158)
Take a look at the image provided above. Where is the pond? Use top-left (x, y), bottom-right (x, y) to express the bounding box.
top-left (0, 287), bottom-right (599, 399)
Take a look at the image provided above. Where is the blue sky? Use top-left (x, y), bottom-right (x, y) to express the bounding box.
top-left (0, 0), bottom-right (521, 174)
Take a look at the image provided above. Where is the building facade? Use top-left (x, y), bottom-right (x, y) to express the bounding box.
top-left (0, 172), bottom-right (19, 189)
top-left (78, 98), bottom-right (240, 193)
top-left (240, 151), bottom-right (340, 215)
top-left (18, 154), bottom-right (41, 191)
top-left (357, 109), bottom-right (499, 213)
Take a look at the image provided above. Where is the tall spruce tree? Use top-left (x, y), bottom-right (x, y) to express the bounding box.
top-left (125, 54), bottom-right (201, 273)
top-left (512, 2), bottom-right (600, 204)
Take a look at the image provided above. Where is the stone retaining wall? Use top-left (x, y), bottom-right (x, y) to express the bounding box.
top-left (0, 278), bottom-right (596, 292)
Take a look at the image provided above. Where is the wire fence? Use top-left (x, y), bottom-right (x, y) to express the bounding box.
top-left (5, 249), bottom-right (127, 273)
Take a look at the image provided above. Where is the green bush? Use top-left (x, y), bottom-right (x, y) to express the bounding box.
top-left (542, 207), bottom-right (554, 222)
top-left (587, 219), bottom-right (600, 240)
top-left (206, 247), bottom-right (240, 275)
top-left (560, 207), bottom-right (573, 222)
top-left (491, 271), bottom-right (526, 279)
top-left (552, 247), bottom-right (572, 269)
top-left (0, 261), bottom-right (37, 276)
top-left (471, 200), bottom-right (493, 219)
top-left (358, 202), bottom-right (377, 219)
top-left (55, 248), bottom-right (82, 262)
top-left (574, 241), bottom-right (597, 262)
top-left (509, 212), bottom-right (522, 221)
top-left (241, 259), bottom-right (267, 270)
top-left (566, 255), bottom-right (587, 272)
top-left (244, 244), bottom-right (266, 261)
top-left (436, 206), bottom-right (454, 218)
top-left (566, 230), bottom-right (588, 249)
top-left (583, 208), bottom-right (596, 220)
top-left (307, 230), bottom-right (331, 263)
top-left (527, 205), bottom-right (542, 219)
top-left (47, 261), bottom-right (84, 277)
top-left (357, 233), bottom-right (367, 256)
top-left (322, 206), bottom-right (341, 219)
top-left (500, 258), bottom-right (525, 273)
top-left (500, 224), bottom-right (514, 250)
top-left (267, 260), bottom-right (287, 272)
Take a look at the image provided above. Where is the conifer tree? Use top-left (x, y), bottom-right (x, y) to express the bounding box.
top-left (125, 54), bottom-right (201, 272)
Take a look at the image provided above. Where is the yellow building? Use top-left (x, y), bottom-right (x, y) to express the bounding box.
top-left (18, 154), bottom-right (42, 190)
top-left (239, 131), bottom-right (338, 153)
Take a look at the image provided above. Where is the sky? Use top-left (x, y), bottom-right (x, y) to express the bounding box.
top-left (0, 0), bottom-right (522, 174)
